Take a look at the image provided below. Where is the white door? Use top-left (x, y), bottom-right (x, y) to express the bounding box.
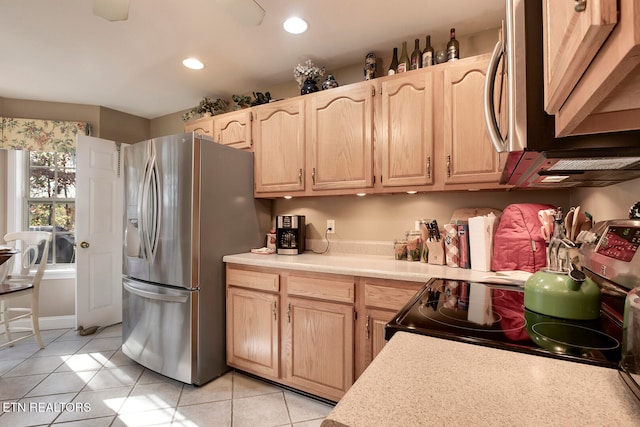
top-left (75, 135), bottom-right (124, 328)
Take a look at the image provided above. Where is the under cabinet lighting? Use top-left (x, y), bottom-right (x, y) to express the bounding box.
top-left (356, 193), bottom-right (367, 197)
top-left (283, 195), bottom-right (293, 199)
top-left (182, 58), bottom-right (204, 70)
top-left (406, 191), bottom-right (418, 194)
top-left (283, 17), bottom-right (308, 34)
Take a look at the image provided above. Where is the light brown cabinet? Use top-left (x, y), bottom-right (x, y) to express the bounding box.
top-left (379, 69), bottom-right (435, 188)
top-left (226, 265), bottom-right (356, 402)
top-left (308, 83), bottom-right (375, 191)
top-left (213, 109), bottom-right (252, 150)
top-left (442, 55), bottom-right (504, 186)
top-left (226, 267), bottom-right (280, 380)
top-left (253, 99), bottom-right (306, 194)
top-left (357, 279), bottom-right (422, 377)
top-left (542, 0), bottom-right (616, 114)
top-left (183, 116), bottom-right (214, 138)
top-left (547, 0), bottom-right (640, 136)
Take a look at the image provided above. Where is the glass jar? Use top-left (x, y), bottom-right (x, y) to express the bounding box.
top-left (406, 230), bottom-right (422, 262)
top-left (394, 239), bottom-right (408, 260)
top-left (622, 286), bottom-right (640, 381)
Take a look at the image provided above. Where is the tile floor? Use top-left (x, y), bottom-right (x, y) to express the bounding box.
top-left (0, 325), bottom-right (334, 427)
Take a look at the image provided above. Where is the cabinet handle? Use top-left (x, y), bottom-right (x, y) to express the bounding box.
top-left (287, 303), bottom-right (291, 323)
top-left (272, 302), bottom-right (277, 321)
top-left (365, 315), bottom-right (370, 340)
top-left (426, 156), bottom-right (431, 179)
top-left (447, 155), bottom-right (452, 178)
top-left (312, 167), bottom-right (316, 185)
top-left (298, 168), bottom-right (303, 185)
top-left (574, 0), bottom-right (587, 12)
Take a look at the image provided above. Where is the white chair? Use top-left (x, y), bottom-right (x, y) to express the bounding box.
top-left (0, 231), bottom-right (51, 350)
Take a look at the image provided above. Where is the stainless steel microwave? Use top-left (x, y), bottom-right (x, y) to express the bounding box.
top-left (483, 0), bottom-right (640, 188)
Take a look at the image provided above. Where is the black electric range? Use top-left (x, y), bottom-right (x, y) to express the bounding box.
top-left (385, 278), bottom-right (625, 369)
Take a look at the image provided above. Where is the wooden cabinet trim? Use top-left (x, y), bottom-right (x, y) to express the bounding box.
top-left (227, 266), bottom-right (279, 292)
top-left (364, 283), bottom-right (421, 311)
top-left (287, 274), bottom-right (355, 303)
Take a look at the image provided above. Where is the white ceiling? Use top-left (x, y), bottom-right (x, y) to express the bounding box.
top-left (0, 0), bottom-right (505, 120)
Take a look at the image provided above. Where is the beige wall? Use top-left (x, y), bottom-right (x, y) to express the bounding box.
top-left (571, 178), bottom-right (640, 223)
top-left (274, 189), bottom-right (571, 242)
top-left (150, 110), bottom-right (187, 138)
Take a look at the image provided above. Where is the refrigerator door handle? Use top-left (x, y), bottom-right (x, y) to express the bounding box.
top-left (123, 281), bottom-right (189, 304)
top-left (140, 147), bottom-right (161, 262)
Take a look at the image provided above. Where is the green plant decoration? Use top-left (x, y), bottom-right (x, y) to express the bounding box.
top-left (182, 97), bottom-right (229, 121)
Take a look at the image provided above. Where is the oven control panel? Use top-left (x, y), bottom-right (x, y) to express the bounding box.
top-left (580, 220), bottom-right (640, 290)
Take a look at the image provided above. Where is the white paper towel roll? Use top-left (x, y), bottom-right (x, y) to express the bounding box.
top-left (468, 214), bottom-right (497, 272)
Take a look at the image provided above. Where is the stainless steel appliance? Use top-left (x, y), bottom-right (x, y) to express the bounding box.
top-left (579, 219), bottom-right (640, 400)
top-left (484, 0), bottom-right (640, 188)
top-left (276, 215), bottom-right (305, 255)
top-left (386, 219), bottom-right (640, 401)
top-left (122, 133), bottom-right (270, 385)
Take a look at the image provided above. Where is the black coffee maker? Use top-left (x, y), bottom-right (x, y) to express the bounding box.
top-left (276, 215), bottom-right (305, 255)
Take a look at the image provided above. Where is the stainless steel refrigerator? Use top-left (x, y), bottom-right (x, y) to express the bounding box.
top-left (121, 133), bottom-right (270, 385)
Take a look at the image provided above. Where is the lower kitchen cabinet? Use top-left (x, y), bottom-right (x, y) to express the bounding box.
top-left (357, 279), bottom-right (423, 377)
top-left (226, 286), bottom-right (279, 379)
top-left (285, 296), bottom-right (354, 401)
top-left (226, 265), bottom-right (356, 402)
top-left (226, 265), bottom-right (423, 401)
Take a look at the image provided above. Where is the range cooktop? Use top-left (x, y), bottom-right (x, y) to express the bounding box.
top-left (385, 278), bottom-right (624, 369)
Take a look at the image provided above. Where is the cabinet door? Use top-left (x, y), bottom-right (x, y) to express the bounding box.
top-left (226, 287), bottom-right (279, 379)
top-left (380, 71), bottom-right (435, 187)
top-left (285, 296), bottom-right (354, 401)
top-left (543, 0), bottom-right (617, 114)
top-left (443, 56), bottom-right (503, 185)
top-left (365, 308), bottom-right (396, 363)
top-left (253, 99), bottom-right (306, 194)
top-left (184, 116), bottom-right (214, 138)
top-left (308, 84), bottom-right (374, 190)
top-left (213, 110), bottom-right (252, 150)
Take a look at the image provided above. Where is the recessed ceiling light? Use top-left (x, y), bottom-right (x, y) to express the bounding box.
top-left (283, 17), bottom-right (308, 34)
top-left (182, 58), bottom-right (204, 70)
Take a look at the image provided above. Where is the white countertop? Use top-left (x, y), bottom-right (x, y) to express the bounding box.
top-left (321, 332), bottom-right (640, 427)
top-left (222, 252), bottom-right (528, 284)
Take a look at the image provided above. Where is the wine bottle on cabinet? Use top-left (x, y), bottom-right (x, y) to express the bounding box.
top-left (410, 38), bottom-right (421, 70)
top-left (388, 47), bottom-right (399, 75)
top-left (447, 28), bottom-right (460, 61)
top-left (422, 35), bottom-right (434, 67)
top-left (397, 41), bottom-right (410, 73)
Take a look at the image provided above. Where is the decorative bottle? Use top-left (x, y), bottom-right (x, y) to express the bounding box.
top-left (388, 48), bottom-right (399, 75)
top-left (447, 28), bottom-right (460, 61)
top-left (410, 39), bottom-right (422, 70)
top-left (422, 35), bottom-right (434, 67)
top-left (397, 41), bottom-right (410, 73)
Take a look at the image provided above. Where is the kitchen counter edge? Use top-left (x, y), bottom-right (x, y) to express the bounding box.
top-left (321, 332), bottom-right (639, 427)
top-left (222, 252), bottom-right (512, 284)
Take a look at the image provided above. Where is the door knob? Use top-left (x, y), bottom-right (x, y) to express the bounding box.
top-left (80, 241), bottom-right (90, 249)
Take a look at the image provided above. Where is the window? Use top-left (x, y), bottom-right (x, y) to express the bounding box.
top-left (25, 151), bottom-right (76, 264)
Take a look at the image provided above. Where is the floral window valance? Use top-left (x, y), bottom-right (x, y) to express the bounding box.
top-left (0, 117), bottom-right (91, 153)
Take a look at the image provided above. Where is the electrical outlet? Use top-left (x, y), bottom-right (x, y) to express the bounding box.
top-left (326, 219), bottom-right (335, 234)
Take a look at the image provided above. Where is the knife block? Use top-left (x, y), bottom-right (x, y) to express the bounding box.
top-left (426, 239), bottom-right (445, 265)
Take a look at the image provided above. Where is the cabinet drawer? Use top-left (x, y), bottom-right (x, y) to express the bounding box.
top-left (227, 267), bottom-right (279, 292)
top-left (364, 284), bottom-right (419, 311)
top-left (288, 275), bottom-right (355, 304)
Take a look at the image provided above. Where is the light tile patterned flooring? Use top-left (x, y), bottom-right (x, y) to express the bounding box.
top-left (0, 325), bottom-right (333, 427)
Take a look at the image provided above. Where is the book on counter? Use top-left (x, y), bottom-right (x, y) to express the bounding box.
top-left (456, 221), bottom-right (470, 269)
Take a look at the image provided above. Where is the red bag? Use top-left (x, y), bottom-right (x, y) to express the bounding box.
top-left (491, 203), bottom-right (554, 273)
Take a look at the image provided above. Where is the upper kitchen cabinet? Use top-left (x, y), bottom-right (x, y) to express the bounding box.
top-left (184, 116), bottom-right (214, 138)
top-left (253, 99), bottom-right (306, 194)
top-left (212, 109), bottom-right (252, 150)
top-left (379, 69), bottom-right (435, 189)
top-left (548, 0), bottom-right (640, 136)
top-left (308, 83), bottom-right (374, 191)
top-left (542, 0), bottom-right (616, 115)
top-left (442, 54), bottom-right (504, 186)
